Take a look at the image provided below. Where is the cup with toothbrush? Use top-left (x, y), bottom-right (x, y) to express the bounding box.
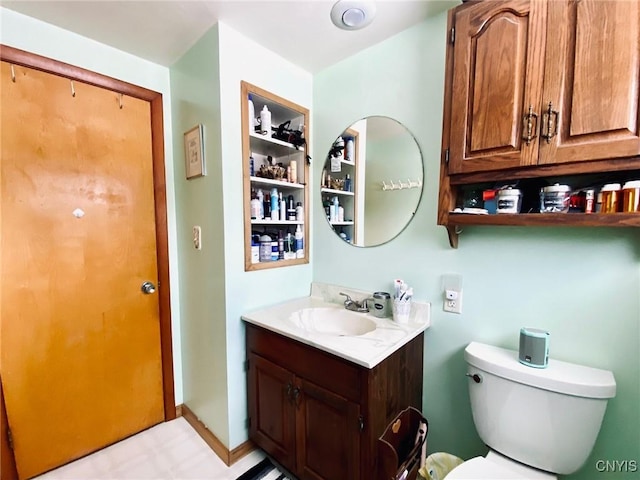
top-left (392, 279), bottom-right (413, 324)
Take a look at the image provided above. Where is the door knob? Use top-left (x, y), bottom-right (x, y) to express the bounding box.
top-left (141, 281), bottom-right (156, 294)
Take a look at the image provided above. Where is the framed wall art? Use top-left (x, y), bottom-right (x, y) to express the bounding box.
top-left (184, 124), bottom-right (205, 179)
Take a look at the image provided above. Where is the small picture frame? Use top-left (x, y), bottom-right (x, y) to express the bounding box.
top-left (184, 124), bottom-right (205, 179)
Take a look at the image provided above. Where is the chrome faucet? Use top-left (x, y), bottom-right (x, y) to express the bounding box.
top-left (339, 292), bottom-right (369, 313)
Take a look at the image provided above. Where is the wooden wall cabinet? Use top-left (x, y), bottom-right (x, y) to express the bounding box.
top-left (439, 0), bottom-right (640, 247)
top-left (246, 324), bottom-right (423, 480)
top-left (241, 81), bottom-right (310, 270)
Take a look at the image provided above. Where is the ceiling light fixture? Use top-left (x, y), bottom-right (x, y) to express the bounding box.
top-left (330, 0), bottom-right (377, 31)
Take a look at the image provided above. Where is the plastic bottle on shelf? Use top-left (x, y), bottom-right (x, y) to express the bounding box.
top-left (248, 94), bottom-right (255, 132)
top-left (278, 230), bottom-right (285, 260)
top-left (260, 105), bottom-right (271, 135)
top-left (250, 190), bottom-right (262, 220)
top-left (249, 154), bottom-right (255, 176)
top-left (290, 160), bottom-right (297, 184)
top-left (295, 224), bottom-right (304, 259)
top-left (344, 174), bottom-right (351, 192)
top-left (257, 189), bottom-right (264, 219)
top-left (270, 188), bottom-right (279, 221)
top-left (346, 138), bottom-right (354, 162)
top-left (296, 201), bottom-right (304, 222)
top-left (279, 192), bottom-right (286, 221)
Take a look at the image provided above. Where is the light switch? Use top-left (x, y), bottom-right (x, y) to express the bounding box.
top-left (193, 226), bottom-right (202, 250)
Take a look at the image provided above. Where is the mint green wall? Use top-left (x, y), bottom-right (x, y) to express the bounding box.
top-left (170, 22), bottom-right (313, 449)
top-left (216, 23), bottom-right (313, 448)
top-left (313, 12), bottom-right (640, 479)
top-left (0, 7), bottom-right (184, 404)
top-left (170, 26), bottom-right (230, 444)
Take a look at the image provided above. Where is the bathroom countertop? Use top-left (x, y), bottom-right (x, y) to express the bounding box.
top-left (241, 283), bottom-right (430, 369)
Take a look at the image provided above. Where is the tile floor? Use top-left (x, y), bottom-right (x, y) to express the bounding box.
top-left (34, 417), bottom-right (266, 479)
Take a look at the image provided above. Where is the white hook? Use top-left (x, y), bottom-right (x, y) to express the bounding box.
top-left (10, 65), bottom-right (16, 82)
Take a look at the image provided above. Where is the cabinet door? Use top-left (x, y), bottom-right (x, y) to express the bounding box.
top-left (448, 0), bottom-right (547, 174)
top-left (247, 354), bottom-right (296, 470)
top-left (538, 0), bottom-right (640, 165)
top-left (295, 378), bottom-right (361, 480)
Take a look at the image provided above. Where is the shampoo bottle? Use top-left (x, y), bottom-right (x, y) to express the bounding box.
top-left (248, 94), bottom-right (255, 132)
top-left (260, 105), bottom-right (271, 135)
top-left (295, 224), bottom-right (304, 259)
top-left (257, 189), bottom-right (264, 219)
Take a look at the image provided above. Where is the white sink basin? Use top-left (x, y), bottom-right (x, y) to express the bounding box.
top-left (288, 307), bottom-right (376, 336)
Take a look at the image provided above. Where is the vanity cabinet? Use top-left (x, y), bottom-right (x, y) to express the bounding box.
top-left (246, 324), bottom-right (423, 480)
top-left (439, 0), bottom-right (640, 247)
top-left (241, 81), bottom-right (310, 271)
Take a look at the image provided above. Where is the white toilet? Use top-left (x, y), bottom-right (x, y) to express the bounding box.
top-left (447, 341), bottom-right (616, 479)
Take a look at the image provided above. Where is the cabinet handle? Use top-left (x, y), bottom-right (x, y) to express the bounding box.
top-left (522, 105), bottom-right (538, 145)
top-left (541, 102), bottom-right (559, 143)
top-left (292, 386), bottom-right (302, 408)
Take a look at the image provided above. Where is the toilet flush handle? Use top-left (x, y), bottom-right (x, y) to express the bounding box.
top-left (465, 373), bottom-right (482, 383)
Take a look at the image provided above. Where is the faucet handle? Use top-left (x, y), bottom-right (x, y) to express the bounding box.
top-left (339, 292), bottom-right (353, 304)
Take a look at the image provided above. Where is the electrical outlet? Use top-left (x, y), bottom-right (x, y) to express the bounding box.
top-left (443, 289), bottom-right (462, 314)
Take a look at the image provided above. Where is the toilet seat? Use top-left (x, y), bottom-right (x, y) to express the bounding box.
top-left (446, 452), bottom-right (557, 480)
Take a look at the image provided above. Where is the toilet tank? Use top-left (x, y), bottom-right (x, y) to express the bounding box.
top-left (464, 342), bottom-right (616, 475)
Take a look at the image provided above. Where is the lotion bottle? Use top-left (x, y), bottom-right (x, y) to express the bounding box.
top-left (260, 105), bottom-right (271, 135)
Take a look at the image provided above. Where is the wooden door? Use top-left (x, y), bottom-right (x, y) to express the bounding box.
top-left (1, 62), bottom-right (165, 479)
top-left (448, 0), bottom-right (547, 174)
top-left (538, 0), bottom-right (640, 165)
top-left (296, 378), bottom-right (360, 480)
top-left (247, 353), bottom-right (296, 470)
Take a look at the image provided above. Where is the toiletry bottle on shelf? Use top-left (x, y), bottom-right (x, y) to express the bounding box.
top-left (284, 230), bottom-right (295, 260)
top-left (259, 235), bottom-right (272, 262)
top-left (248, 94), bottom-right (255, 132)
top-left (271, 238), bottom-right (279, 261)
top-left (346, 138), bottom-right (354, 162)
top-left (330, 196), bottom-right (339, 222)
top-left (296, 201), bottom-right (304, 222)
top-left (287, 195), bottom-right (296, 221)
top-left (295, 224), bottom-right (304, 259)
top-left (279, 192), bottom-right (286, 221)
top-left (251, 235), bottom-right (260, 263)
top-left (260, 105), bottom-right (271, 135)
top-left (278, 230), bottom-right (284, 260)
top-left (338, 206), bottom-right (344, 222)
top-left (249, 154), bottom-right (255, 176)
top-left (250, 190), bottom-right (261, 220)
top-left (290, 160), bottom-right (297, 184)
top-left (344, 174), bottom-right (351, 192)
top-left (270, 188), bottom-right (279, 221)
top-left (257, 189), bottom-right (264, 219)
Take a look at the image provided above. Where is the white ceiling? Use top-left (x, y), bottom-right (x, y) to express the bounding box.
top-left (1, 0), bottom-right (457, 73)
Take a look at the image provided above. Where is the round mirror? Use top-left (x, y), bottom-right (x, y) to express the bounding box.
top-left (320, 116), bottom-right (423, 247)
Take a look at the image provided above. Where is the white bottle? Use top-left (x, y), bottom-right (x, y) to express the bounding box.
top-left (260, 105), bottom-right (271, 135)
top-left (257, 189), bottom-right (264, 219)
top-left (248, 94), bottom-right (255, 132)
top-left (295, 224), bottom-right (304, 259)
top-left (346, 138), bottom-right (354, 162)
top-left (296, 201), bottom-right (304, 222)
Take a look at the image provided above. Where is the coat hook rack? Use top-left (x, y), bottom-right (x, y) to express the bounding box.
top-left (382, 178), bottom-right (422, 191)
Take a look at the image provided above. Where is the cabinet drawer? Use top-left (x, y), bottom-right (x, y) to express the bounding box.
top-left (246, 324), bottom-right (362, 402)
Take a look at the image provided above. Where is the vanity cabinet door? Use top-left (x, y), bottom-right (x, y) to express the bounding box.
top-left (538, 0), bottom-right (640, 166)
top-left (447, 0), bottom-right (547, 174)
top-left (295, 378), bottom-right (361, 480)
top-left (247, 353), bottom-right (296, 470)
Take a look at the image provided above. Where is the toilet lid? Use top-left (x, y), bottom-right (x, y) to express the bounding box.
top-left (446, 456), bottom-right (529, 479)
